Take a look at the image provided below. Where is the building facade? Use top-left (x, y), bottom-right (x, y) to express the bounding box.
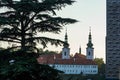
top-left (37, 29), bottom-right (98, 74)
top-left (106, 0), bottom-right (120, 80)
top-left (49, 62), bottom-right (98, 74)
top-left (37, 53), bottom-right (98, 75)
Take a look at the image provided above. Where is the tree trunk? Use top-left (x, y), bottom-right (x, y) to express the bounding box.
top-left (21, 19), bottom-right (26, 50)
top-left (21, 33), bottom-right (25, 50)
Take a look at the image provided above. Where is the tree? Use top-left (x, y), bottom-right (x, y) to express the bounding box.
top-left (38, 48), bottom-right (59, 54)
top-left (0, 0), bottom-right (77, 51)
top-left (0, 0), bottom-right (77, 80)
top-left (0, 49), bottom-right (63, 80)
top-left (94, 58), bottom-right (105, 75)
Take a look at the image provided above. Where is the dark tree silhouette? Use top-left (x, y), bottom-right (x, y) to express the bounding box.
top-left (0, 0), bottom-right (77, 80)
top-left (0, 50), bottom-right (63, 80)
top-left (0, 0), bottom-right (77, 51)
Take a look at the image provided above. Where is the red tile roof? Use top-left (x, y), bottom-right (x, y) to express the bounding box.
top-left (37, 53), bottom-right (96, 65)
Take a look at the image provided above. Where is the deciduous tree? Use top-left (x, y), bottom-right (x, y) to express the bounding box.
top-left (94, 58), bottom-right (105, 74)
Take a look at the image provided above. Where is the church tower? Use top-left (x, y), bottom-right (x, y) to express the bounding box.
top-left (62, 29), bottom-right (70, 59)
top-left (86, 28), bottom-right (94, 60)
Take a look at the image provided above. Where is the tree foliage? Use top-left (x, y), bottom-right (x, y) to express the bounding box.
top-left (38, 48), bottom-right (59, 54)
top-left (0, 0), bottom-right (77, 51)
top-left (94, 58), bottom-right (105, 74)
top-left (0, 0), bottom-right (77, 80)
top-left (0, 49), bottom-right (63, 80)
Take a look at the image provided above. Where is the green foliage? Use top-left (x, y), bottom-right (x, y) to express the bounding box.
top-left (0, 50), bottom-right (63, 80)
top-left (61, 74), bottom-right (105, 80)
top-left (94, 58), bottom-right (105, 74)
top-left (0, 0), bottom-right (77, 80)
top-left (0, 63), bottom-right (62, 80)
top-left (38, 48), bottom-right (59, 54)
top-left (0, 0), bottom-right (77, 50)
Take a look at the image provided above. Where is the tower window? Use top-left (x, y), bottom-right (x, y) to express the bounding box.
top-left (88, 52), bottom-right (91, 55)
top-left (64, 52), bottom-right (66, 56)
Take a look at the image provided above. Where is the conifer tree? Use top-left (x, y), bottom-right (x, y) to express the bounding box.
top-left (0, 0), bottom-right (77, 80)
top-left (0, 0), bottom-right (77, 51)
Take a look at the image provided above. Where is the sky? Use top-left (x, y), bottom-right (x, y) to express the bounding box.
top-left (0, 0), bottom-right (106, 61)
top-left (44, 0), bottom-right (106, 61)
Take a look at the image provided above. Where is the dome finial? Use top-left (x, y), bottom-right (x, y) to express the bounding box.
top-left (87, 27), bottom-right (93, 48)
top-left (63, 27), bottom-right (69, 48)
top-left (89, 26), bottom-right (91, 35)
top-left (65, 27), bottom-right (68, 43)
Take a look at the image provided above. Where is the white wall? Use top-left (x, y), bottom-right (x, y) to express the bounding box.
top-left (86, 48), bottom-right (94, 60)
top-left (49, 64), bottom-right (98, 74)
top-left (62, 48), bottom-right (70, 59)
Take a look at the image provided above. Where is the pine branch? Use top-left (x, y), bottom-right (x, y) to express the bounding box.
top-left (0, 0), bottom-right (77, 49)
top-left (25, 16), bottom-right (77, 33)
top-left (26, 37), bottom-right (64, 48)
top-left (0, 38), bottom-right (20, 43)
top-left (0, 36), bottom-right (21, 41)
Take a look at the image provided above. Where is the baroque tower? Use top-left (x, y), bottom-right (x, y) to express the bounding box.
top-left (86, 28), bottom-right (94, 60)
top-left (106, 0), bottom-right (120, 80)
top-left (62, 29), bottom-right (70, 59)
